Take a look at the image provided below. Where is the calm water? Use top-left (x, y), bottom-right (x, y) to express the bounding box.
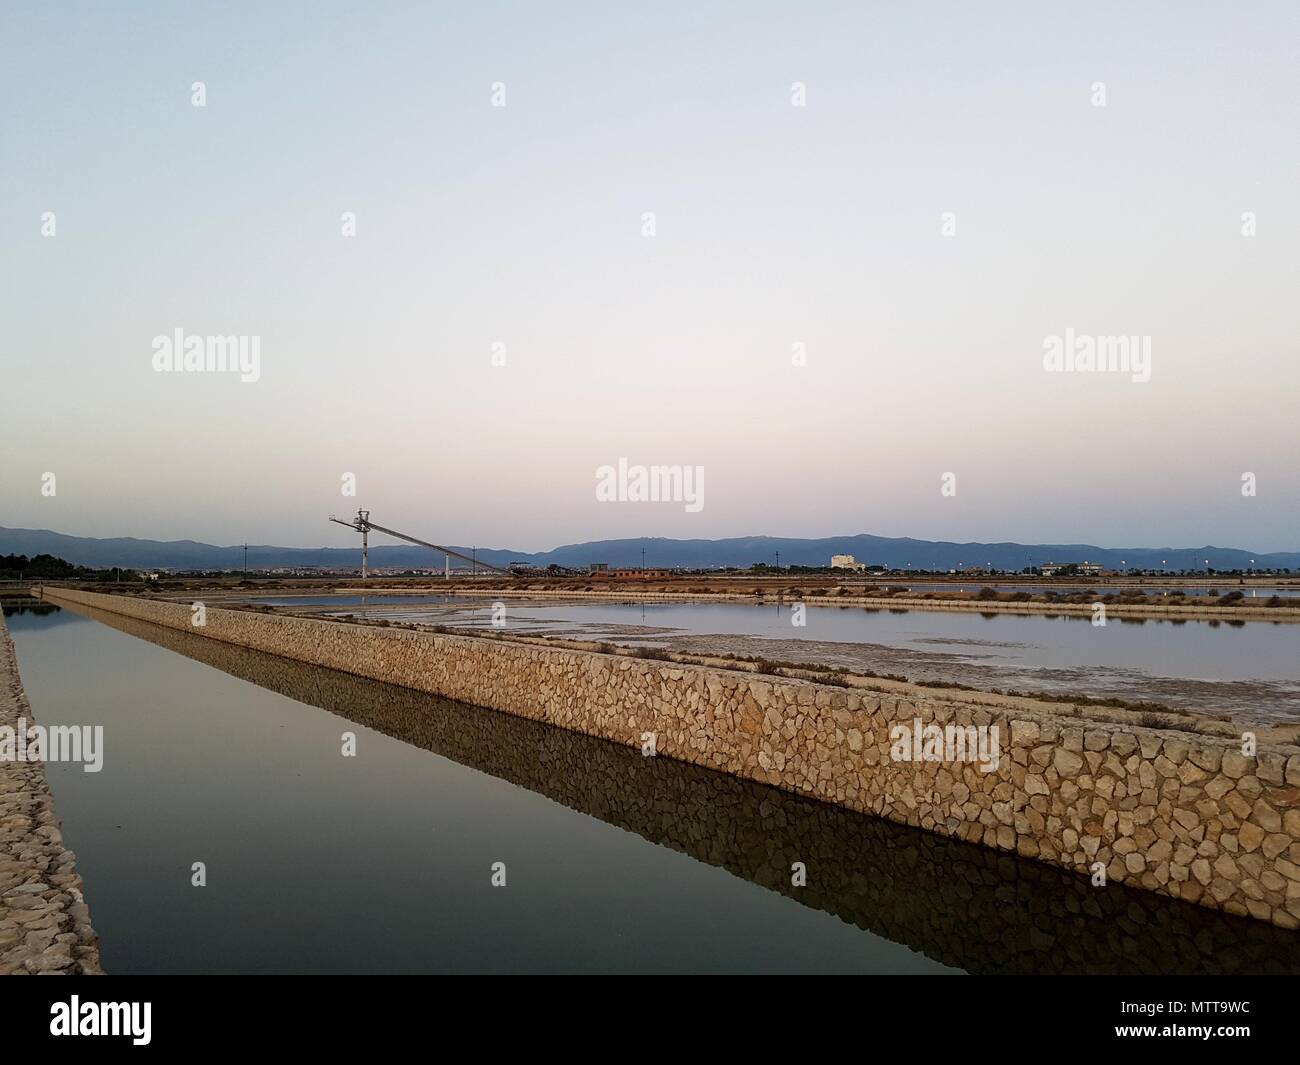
top-left (7, 604), bottom-right (1299, 974)
top-left (248, 595), bottom-right (1300, 722)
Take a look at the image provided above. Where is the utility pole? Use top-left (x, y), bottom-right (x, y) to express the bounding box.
top-left (775, 551), bottom-right (780, 570)
top-left (363, 515), bottom-right (369, 579)
top-left (243, 543), bottom-right (248, 577)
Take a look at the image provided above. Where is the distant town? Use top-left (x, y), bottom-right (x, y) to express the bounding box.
top-left (4, 550), bottom-right (1292, 586)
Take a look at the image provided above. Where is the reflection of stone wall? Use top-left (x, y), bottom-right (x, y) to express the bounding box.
top-left (43, 588), bottom-right (1300, 931)
top-left (70, 604), bottom-right (1300, 974)
top-left (0, 614), bottom-right (102, 974)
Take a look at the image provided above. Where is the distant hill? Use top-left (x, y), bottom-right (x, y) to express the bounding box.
top-left (2, 525), bottom-right (1297, 573)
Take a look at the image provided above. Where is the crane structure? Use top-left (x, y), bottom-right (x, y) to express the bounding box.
top-left (328, 509), bottom-right (513, 579)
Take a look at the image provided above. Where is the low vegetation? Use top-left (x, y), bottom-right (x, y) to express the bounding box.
top-left (1, 553), bottom-right (140, 582)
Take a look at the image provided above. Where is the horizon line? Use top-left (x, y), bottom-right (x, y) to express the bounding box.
top-left (3, 522), bottom-right (1297, 559)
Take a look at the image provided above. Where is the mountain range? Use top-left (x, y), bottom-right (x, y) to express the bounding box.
top-left (2, 525), bottom-right (1297, 573)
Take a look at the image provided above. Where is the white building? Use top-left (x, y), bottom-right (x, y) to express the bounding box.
top-left (830, 554), bottom-right (866, 571)
top-left (1040, 561), bottom-right (1104, 577)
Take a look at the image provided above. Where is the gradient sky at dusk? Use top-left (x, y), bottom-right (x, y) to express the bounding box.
top-left (3, 1), bottom-right (1297, 551)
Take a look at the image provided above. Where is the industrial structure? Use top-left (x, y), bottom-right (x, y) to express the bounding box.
top-left (328, 509), bottom-right (512, 579)
top-left (328, 510), bottom-right (589, 578)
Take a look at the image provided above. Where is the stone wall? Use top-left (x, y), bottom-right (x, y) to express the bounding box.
top-left (0, 612), bottom-right (102, 974)
top-left (74, 601), bottom-right (1300, 974)
top-left (41, 587), bottom-right (1300, 930)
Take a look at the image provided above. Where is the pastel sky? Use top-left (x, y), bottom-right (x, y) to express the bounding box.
top-left (2, 1), bottom-right (1297, 552)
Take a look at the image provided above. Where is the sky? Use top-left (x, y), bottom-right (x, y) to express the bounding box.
top-left (2, 1), bottom-right (1297, 552)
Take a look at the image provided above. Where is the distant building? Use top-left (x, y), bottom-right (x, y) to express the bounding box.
top-left (611, 568), bottom-right (671, 580)
top-left (589, 563), bottom-right (609, 574)
top-left (1039, 562), bottom-right (1103, 577)
top-left (830, 554), bottom-right (867, 571)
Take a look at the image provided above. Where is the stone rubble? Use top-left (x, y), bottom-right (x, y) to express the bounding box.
top-left (0, 614), bottom-right (102, 975)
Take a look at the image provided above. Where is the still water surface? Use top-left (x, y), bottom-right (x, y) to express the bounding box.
top-left (7, 604), bottom-right (1298, 974)
top-left (253, 595), bottom-right (1300, 723)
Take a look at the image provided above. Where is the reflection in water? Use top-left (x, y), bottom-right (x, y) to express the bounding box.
top-left (2, 597), bottom-right (61, 617)
top-left (66, 603), bottom-right (1300, 975)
